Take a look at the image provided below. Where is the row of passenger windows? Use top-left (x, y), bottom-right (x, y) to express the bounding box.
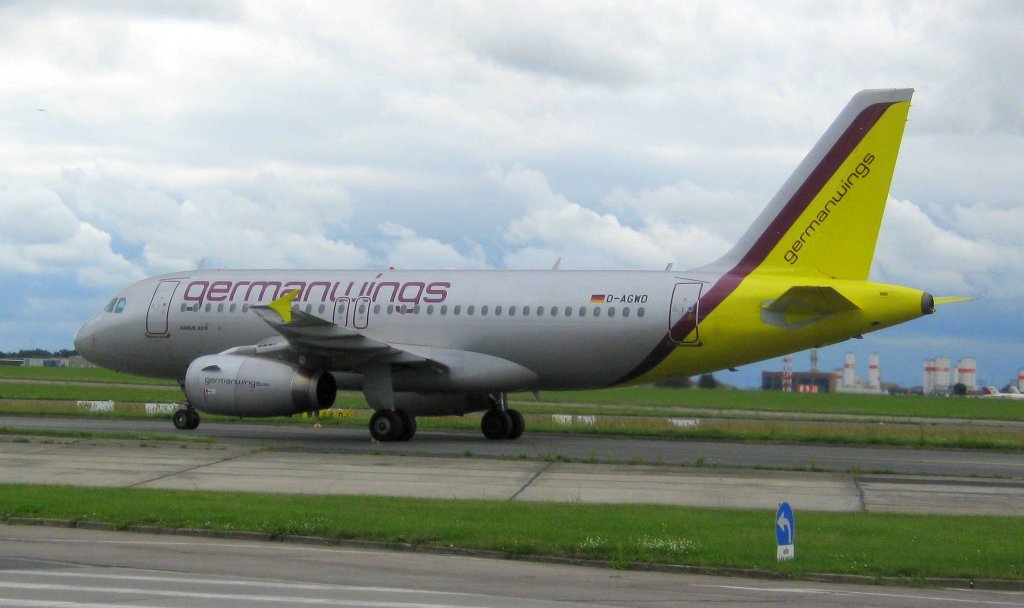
top-left (180, 301), bottom-right (646, 319)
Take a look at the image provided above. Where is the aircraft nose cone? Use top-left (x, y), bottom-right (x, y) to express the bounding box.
top-left (73, 317), bottom-right (100, 363)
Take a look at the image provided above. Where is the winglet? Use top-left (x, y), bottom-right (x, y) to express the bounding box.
top-left (267, 289), bottom-right (300, 323)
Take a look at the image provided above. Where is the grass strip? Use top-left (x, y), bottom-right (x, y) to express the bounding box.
top-left (0, 366), bottom-right (175, 385)
top-left (0, 383), bottom-right (185, 403)
top-left (513, 387), bottom-right (1024, 421)
top-left (0, 484), bottom-right (1021, 582)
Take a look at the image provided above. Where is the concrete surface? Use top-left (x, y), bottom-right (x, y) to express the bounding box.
top-left (1, 524), bottom-right (1022, 608)
top-left (3, 437), bottom-right (1024, 514)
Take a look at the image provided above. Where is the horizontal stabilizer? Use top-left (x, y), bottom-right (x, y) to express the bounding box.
top-left (761, 286), bottom-right (860, 330)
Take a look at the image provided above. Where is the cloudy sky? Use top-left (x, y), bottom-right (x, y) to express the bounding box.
top-left (2, 1), bottom-right (1021, 388)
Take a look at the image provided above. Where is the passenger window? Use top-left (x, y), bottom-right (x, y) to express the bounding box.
top-left (608, 307), bottom-right (615, 318)
top-left (481, 305), bottom-right (489, 316)
top-left (414, 305), bottom-right (421, 314)
top-left (536, 306), bottom-right (544, 317)
top-left (622, 307), bottom-right (630, 318)
top-left (522, 306), bottom-right (529, 317)
top-left (373, 304), bottom-right (380, 314)
top-left (230, 303), bottom-right (237, 313)
top-left (454, 305), bottom-right (461, 316)
top-left (593, 307), bottom-right (601, 318)
top-left (509, 306), bottom-right (516, 317)
top-left (550, 306), bottom-right (558, 317)
top-left (565, 306), bottom-right (572, 317)
top-left (114, 298), bottom-right (126, 313)
top-left (427, 305), bottom-right (434, 315)
top-left (319, 304), bottom-right (326, 314)
top-left (217, 303), bottom-right (224, 313)
top-left (467, 305), bottom-right (475, 315)
top-left (204, 303), bottom-right (211, 313)
top-left (495, 306), bottom-right (502, 316)
top-left (359, 303), bottom-right (367, 314)
top-left (305, 304), bottom-right (312, 313)
top-left (180, 303), bottom-right (186, 312)
top-left (441, 305), bottom-right (448, 315)
top-left (243, 304), bottom-right (250, 313)
top-left (638, 307), bottom-right (645, 318)
top-left (579, 306), bottom-right (586, 317)
top-left (387, 304), bottom-right (394, 314)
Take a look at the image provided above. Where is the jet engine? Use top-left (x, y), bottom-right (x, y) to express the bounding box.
top-left (183, 354), bottom-right (336, 417)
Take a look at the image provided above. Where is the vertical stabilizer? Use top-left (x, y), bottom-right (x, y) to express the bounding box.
top-left (704, 89), bottom-right (913, 280)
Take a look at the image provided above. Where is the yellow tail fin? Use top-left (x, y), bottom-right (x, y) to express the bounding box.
top-left (706, 89), bottom-right (913, 280)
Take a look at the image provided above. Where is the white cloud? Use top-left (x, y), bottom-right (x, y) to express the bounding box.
top-left (377, 222), bottom-right (488, 269)
top-left (873, 198), bottom-right (1009, 296)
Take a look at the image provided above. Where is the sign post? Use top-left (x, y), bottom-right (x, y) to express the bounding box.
top-left (775, 502), bottom-right (795, 561)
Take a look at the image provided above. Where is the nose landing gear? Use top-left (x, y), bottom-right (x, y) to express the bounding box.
top-left (172, 406), bottom-right (201, 430)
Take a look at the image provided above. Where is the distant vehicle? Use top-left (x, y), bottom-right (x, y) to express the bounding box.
top-left (979, 386), bottom-right (1024, 400)
top-left (75, 89), bottom-right (967, 442)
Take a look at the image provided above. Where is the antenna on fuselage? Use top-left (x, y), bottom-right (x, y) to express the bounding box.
top-left (664, 263), bottom-right (674, 271)
top-left (551, 258), bottom-right (562, 270)
top-left (194, 258), bottom-right (205, 270)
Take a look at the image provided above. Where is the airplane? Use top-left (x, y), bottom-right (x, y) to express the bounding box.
top-left (979, 386), bottom-right (1024, 400)
top-left (74, 88), bottom-right (967, 441)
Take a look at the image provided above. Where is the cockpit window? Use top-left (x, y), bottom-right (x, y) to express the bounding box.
top-left (105, 298), bottom-right (126, 313)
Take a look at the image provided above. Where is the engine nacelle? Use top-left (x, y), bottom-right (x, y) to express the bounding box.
top-left (184, 354), bottom-right (336, 417)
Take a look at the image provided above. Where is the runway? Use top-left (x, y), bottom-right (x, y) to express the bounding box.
top-left (4, 415), bottom-right (1024, 478)
top-left (2, 525), bottom-right (1023, 608)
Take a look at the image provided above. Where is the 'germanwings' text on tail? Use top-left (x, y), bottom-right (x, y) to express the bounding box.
top-left (75, 88), bottom-right (965, 442)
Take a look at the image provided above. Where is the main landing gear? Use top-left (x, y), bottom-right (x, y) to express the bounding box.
top-left (172, 406), bottom-right (200, 430)
top-left (481, 393), bottom-right (524, 440)
top-left (369, 409), bottom-right (417, 442)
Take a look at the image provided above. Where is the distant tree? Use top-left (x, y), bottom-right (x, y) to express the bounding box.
top-left (952, 382), bottom-right (968, 396)
top-left (698, 373), bottom-right (719, 389)
top-left (655, 377), bottom-right (693, 389)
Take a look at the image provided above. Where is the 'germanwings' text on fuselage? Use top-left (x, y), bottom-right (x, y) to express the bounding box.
top-left (75, 89), bottom-right (965, 442)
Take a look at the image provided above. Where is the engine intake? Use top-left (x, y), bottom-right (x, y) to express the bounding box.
top-left (184, 354), bottom-right (336, 417)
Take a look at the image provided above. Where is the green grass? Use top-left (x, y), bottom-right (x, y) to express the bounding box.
top-left (514, 387), bottom-right (1024, 421)
top-left (0, 383), bottom-right (184, 402)
top-left (0, 484), bottom-right (1021, 581)
top-left (0, 366), bottom-right (175, 385)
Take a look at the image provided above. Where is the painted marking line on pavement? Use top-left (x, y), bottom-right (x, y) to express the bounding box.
top-left (694, 584), bottom-right (1024, 606)
top-left (0, 582), bottom-right (510, 608)
top-left (3, 569), bottom-right (475, 597)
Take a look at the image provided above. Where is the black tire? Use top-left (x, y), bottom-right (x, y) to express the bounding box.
top-left (186, 409), bottom-right (201, 430)
top-left (369, 409), bottom-right (404, 442)
top-left (396, 410), bottom-right (417, 441)
top-left (507, 408), bottom-right (525, 440)
top-left (172, 409), bottom-right (190, 430)
top-left (481, 409), bottom-right (512, 440)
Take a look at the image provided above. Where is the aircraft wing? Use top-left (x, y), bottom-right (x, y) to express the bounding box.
top-left (243, 290), bottom-right (430, 368)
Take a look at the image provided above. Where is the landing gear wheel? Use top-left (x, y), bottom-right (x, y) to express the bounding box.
top-left (507, 408), bottom-right (525, 440)
top-left (369, 409), bottom-right (404, 442)
top-left (481, 409), bottom-right (512, 440)
top-left (173, 408), bottom-right (200, 430)
top-left (396, 410), bottom-right (417, 441)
